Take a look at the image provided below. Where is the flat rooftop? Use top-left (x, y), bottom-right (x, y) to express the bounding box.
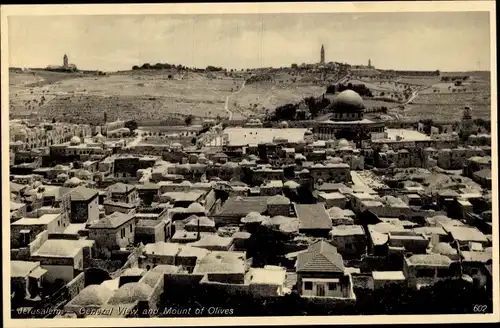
top-left (223, 127), bottom-right (307, 146)
top-left (376, 129), bottom-right (431, 142)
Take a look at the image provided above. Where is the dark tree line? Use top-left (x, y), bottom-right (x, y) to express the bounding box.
top-left (205, 65), bottom-right (224, 72)
top-left (132, 63), bottom-right (186, 70)
top-left (124, 120), bottom-right (138, 132)
top-left (304, 96), bottom-right (331, 118)
top-left (267, 103), bottom-right (300, 121)
top-left (326, 82), bottom-right (373, 97)
top-left (337, 83), bottom-right (373, 97)
top-left (473, 118), bottom-right (491, 132)
top-left (441, 76), bottom-right (469, 82)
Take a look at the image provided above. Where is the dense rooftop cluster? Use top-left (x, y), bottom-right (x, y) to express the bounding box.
top-left (8, 76), bottom-right (493, 317)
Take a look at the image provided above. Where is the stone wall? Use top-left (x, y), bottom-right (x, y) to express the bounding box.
top-left (66, 272), bottom-right (85, 300)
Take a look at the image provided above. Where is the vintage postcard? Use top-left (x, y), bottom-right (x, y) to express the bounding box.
top-left (1, 2), bottom-right (498, 327)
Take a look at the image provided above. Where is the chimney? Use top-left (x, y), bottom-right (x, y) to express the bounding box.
top-left (196, 218), bottom-right (201, 241)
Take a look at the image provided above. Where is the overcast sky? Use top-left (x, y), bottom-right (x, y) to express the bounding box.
top-left (8, 12), bottom-right (491, 72)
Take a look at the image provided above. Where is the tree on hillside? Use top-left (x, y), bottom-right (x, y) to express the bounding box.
top-left (141, 63), bottom-right (151, 70)
top-left (326, 85), bottom-right (336, 94)
top-left (132, 65), bottom-right (140, 70)
top-left (124, 120), bottom-right (138, 132)
top-left (184, 115), bottom-right (194, 126)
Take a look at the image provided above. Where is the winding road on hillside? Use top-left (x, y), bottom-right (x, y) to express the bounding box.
top-left (125, 128), bottom-right (145, 148)
top-left (224, 79), bottom-right (247, 120)
top-left (390, 85), bottom-right (431, 120)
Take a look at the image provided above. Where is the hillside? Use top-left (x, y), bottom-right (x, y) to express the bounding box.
top-left (8, 67), bottom-right (491, 123)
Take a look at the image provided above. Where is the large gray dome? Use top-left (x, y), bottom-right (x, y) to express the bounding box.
top-left (330, 90), bottom-right (365, 113)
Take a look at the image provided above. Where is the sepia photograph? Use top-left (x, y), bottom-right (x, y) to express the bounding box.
top-left (1, 2), bottom-right (498, 327)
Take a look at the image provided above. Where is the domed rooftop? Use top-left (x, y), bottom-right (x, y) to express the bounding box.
top-left (185, 215), bottom-right (214, 226)
top-left (328, 157), bottom-right (343, 164)
top-left (187, 202), bottom-right (206, 213)
top-left (108, 282), bottom-right (153, 304)
top-left (24, 188), bottom-right (38, 196)
top-left (327, 206), bottom-right (344, 219)
top-left (283, 180), bottom-right (300, 189)
top-left (222, 161), bottom-right (239, 169)
top-left (69, 136), bottom-right (81, 146)
top-left (266, 195), bottom-right (291, 205)
top-left (64, 177), bottom-right (82, 186)
top-left (75, 169), bottom-right (92, 177)
top-left (279, 121), bottom-right (289, 128)
top-left (279, 219), bottom-right (300, 233)
top-left (432, 242), bottom-right (458, 255)
top-left (71, 285), bottom-right (113, 306)
top-left (94, 133), bottom-right (106, 143)
top-left (241, 212), bottom-right (265, 224)
top-left (266, 215), bottom-right (293, 227)
top-left (329, 90), bottom-right (365, 112)
top-left (337, 139), bottom-right (349, 148)
top-left (17, 128), bottom-right (28, 136)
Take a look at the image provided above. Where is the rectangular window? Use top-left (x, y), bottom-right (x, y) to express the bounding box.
top-left (328, 282), bottom-right (337, 290)
top-left (304, 281), bottom-right (313, 290)
top-left (437, 268), bottom-right (450, 278)
top-left (130, 225), bottom-right (133, 233)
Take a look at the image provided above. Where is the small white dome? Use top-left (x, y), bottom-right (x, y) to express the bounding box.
top-left (94, 133), bottom-right (106, 143)
top-left (64, 177), bottom-right (82, 186)
top-left (187, 202), bottom-right (205, 213)
top-left (337, 139), bottom-right (349, 148)
top-left (70, 136), bottom-right (81, 145)
top-left (266, 195), bottom-right (291, 205)
top-left (241, 212), bottom-right (265, 223)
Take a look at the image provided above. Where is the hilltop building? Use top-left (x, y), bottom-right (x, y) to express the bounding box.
top-left (46, 54), bottom-right (77, 72)
top-left (320, 45), bottom-right (325, 65)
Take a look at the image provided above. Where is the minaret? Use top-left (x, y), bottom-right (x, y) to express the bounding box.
top-left (320, 45), bottom-right (325, 65)
top-left (461, 106), bottom-right (473, 134)
top-left (63, 54), bottom-right (68, 68)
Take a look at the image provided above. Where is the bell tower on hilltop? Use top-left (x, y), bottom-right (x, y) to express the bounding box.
top-left (63, 54), bottom-right (68, 68)
top-left (320, 45), bottom-right (325, 65)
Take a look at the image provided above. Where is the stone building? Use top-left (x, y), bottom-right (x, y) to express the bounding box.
top-left (314, 90), bottom-right (385, 141)
top-left (295, 241), bottom-right (355, 300)
top-left (87, 212), bottom-right (136, 255)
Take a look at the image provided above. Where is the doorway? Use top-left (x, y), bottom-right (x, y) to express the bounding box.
top-left (317, 284), bottom-right (325, 297)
